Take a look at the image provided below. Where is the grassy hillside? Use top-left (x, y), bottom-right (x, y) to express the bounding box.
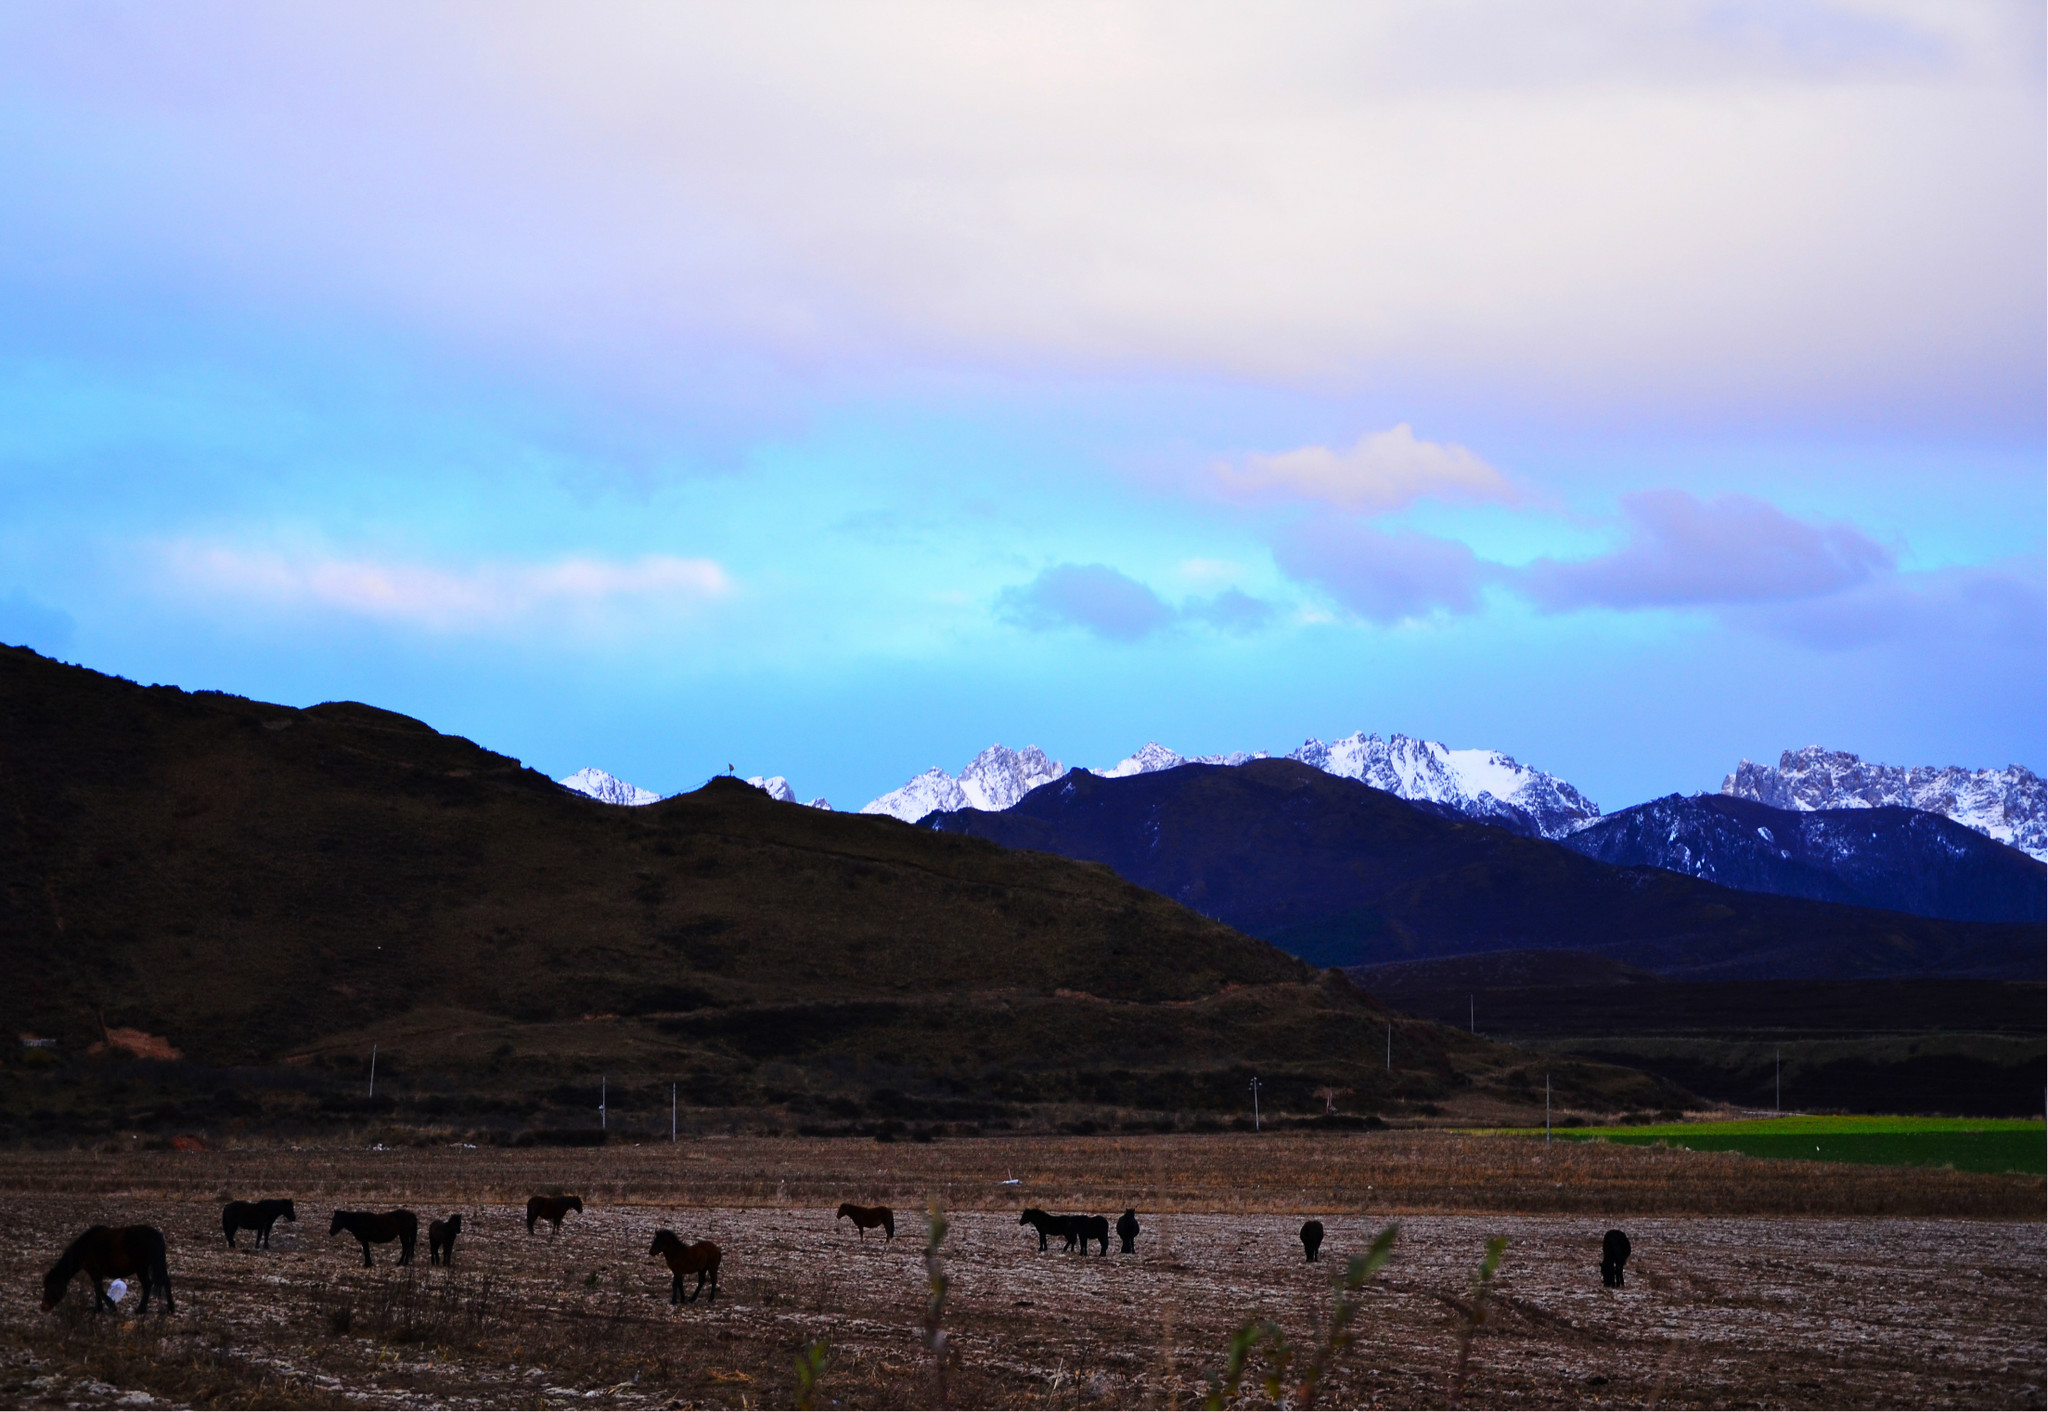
top-left (0, 647), bottom-right (1685, 1137)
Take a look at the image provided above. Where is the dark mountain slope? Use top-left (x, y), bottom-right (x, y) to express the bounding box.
top-left (0, 647), bottom-right (1679, 1133)
top-left (1560, 793), bottom-right (2045, 924)
top-left (924, 760), bottom-right (2040, 980)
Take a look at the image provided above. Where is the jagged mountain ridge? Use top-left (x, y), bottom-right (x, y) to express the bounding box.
top-left (1722, 746), bottom-right (2045, 861)
top-left (1562, 793), bottom-right (2045, 925)
top-left (862, 732), bottom-right (1595, 835)
top-left (921, 758), bottom-right (2039, 980)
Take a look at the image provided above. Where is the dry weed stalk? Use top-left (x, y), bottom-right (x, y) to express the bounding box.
top-left (922, 1194), bottom-right (951, 1409)
top-left (1447, 1234), bottom-right (1508, 1408)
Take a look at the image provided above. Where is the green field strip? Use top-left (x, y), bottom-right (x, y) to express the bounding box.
top-left (1548, 1127), bottom-right (2045, 1175)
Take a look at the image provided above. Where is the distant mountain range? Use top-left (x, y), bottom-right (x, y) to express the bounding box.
top-left (922, 759), bottom-right (2040, 981)
top-left (1722, 746), bottom-right (2044, 861)
top-left (558, 767), bottom-right (828, 810)
top-left (1562, 792), bottom-right (2044, 925)
top-left (859, 732), bottom-right (1598, 837)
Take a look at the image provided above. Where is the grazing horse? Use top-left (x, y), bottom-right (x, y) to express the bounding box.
top-left (835, 1203), bottom-right (895, 1241)
top-left (1601, 1229), bottom-right (1631, 1288)
top-left (526, 1194), bottom-right (583, 1238)
top-left (649, 1230), bottom-right (721, 1304)
top-left (1073, 1214), bottom-right (1110, 1256)
top-left (222, 1198), bottom-right (296, 1250)
top-left (1300, 1220), bottom-right (1325, 1263)
top-left (1116, 1209), bottom-right (1141, 1254)
top-left (428, 1214), bottom-right (462, 1266)
top-left (329, 1209), bottom-right (418, 1267)
top-left (43, 1225), bottom-right (173, 1315)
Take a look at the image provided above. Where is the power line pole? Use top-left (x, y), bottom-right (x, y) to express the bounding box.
top-left (1249, 1076), bottom-right (1263, 1131)
top-left (671, 1083), bottom-right (677, 1142)
top-left (1775, 1049), bottom-right (1781, 1114)
top-left (1385, 1021), bottom-right (1391, 1071)
top-left (600, 1075), bottom-right (607, 1132)
top-left (1469, 994), bottom-right (1474, 1034)
top-left (1545, 1072), bottom-right (1551, 1146)
top-left (368, 1044), bottom-right (376, 1100)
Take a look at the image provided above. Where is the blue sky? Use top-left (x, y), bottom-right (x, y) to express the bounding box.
top-left (0, 1), bottom-right (2041, 812)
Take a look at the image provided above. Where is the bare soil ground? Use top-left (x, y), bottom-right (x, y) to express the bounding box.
top-left (0, 1136), bottom-right (2040, 1410)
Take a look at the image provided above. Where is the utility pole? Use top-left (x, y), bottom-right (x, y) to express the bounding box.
top-left (1545, 1072), bottom-right (1551, 1146)
top-left (1385, 1021), bottom-right (1391, 1071)
top-left (1775, 1049), bottom-right (1781, 1114)
top-left (1249, 1076), bottom-right (1263, 1131)
top-left (1469, 994), bottom-right (1474, 1034)
top-left (600, 1075), bottom-right (607, 1132)
top-left (671, 1083), bottom-right (677, 1142)
top-left (368, 1044), bottom-right (376, 1100)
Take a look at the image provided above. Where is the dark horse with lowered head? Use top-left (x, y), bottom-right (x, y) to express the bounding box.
top-left (835, 1202), bottom-right (895, 1241)
top-left (649, 1230), bottom-right (721, 1304)
top-left (223, 1198), bottom-right (296, 1249)
top-left (44, 1225), bottom-right (173, 1315)
top-left (526, 1194), bottom-right (583, 1238)
top-left (329, 1209), bottom-right (418, 1267)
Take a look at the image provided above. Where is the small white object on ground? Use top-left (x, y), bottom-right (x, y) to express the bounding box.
top-left (106, 1279), bottom-right (128, 1303)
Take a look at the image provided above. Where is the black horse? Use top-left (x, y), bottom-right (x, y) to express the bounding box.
top-left (222, 1198), bottom-right (296, 1250)
top-left (1300, 1220), bottom-right (1325, 1262)
top-left (1601, 1229), bottom-right (1631, 1287)
top-left (1019, 1208), bottom-right (1069, 1251)
top-left (428, 1214), bottom-right (462, 1266)
top-left (329, 1209), bottom-right (418, 1267)
top-left (43, 1225), bottom-right (173, 1315)
top-left (1073, 1214), bottom-right (1110, 1255)
top-left (1115, 1209), bottom-right (1141, 1254)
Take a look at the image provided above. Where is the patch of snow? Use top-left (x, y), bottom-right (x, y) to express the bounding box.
top-left (862, 744), bottom-right (1066, 821)
top-left (1722, 746), bottom-right (2046, 861)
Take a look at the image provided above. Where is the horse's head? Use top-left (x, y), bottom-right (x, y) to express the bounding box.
top-left (40, 1264), bottom-right (69, 1311)
top-left (1018, 1209), bottom-right (1043, 1225)
top-left (328, 1211), bottom-right (348, 1236)
top-left (567, 1196), bottom-right (583, 1213)
top-left (281, 1200), bottom-right (297, 1222)
top-left (649, 1230), bottom-right (677, 1257)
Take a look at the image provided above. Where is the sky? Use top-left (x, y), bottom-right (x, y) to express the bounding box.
top-left (0, 0), bottom-right (2041, 813)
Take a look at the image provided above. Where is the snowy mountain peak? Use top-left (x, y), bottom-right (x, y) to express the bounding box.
top-left (1097, 742), bottom-right (1271, 776)
top-left (559, 767), bottom-right (662, 807)
top-left (1286, 732), bottom-right (1600, 837)
top-left (1722, 746), bottom-right (2046, 861)
top-left (746, 775), bottom-right (832, 810)
top-left (861, 744), bottom-right (1067, 822)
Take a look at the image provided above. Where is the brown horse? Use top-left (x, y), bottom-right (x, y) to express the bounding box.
top-left (428, 1214), bottom-right (462, 1266)
top-left (43, 1225), bottom-right (173, 1315)
top-left (329, 1209), bottom-right (418, 1267)
top-left (223, 1198), bottom-right (296, 1250)
top-left (649, 1230), bottom-right (720, 1304)
top-left (526, 1194), bottom-right (583, 1238)
top-left (835, 1202), bottom-right (895, 1241)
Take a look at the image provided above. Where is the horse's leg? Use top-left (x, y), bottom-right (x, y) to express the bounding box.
top-left (706, 1266), bottom-right (718, 1303)
top-left (361, 1239), bottom-right (375, 1269)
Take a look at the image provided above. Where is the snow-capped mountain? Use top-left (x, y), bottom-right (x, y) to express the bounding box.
top-left (746, 775), bottom-right (832, 810)
top-left (861, 732), bottom-right (1595, 836)
top-left (1098, 742), bottom-right (1269, 776)
top-left (1288, 733), bottom-right (1601, 838)
top-left (1721, 747), bottom-right (2046, 862)
top-left (860, 745), bottom-right (1066, 822)
top-left (558, 767), bottom-right (662, 806)
top-left (1563, 792), bottom-right (2045, 924)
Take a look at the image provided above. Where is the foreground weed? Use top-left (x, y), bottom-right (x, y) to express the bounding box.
top-left (793, 1338), bottom-right (831, 1410)
top-left (1448, 1235), bottom-right (1508, 1409)
top-left (923, 1195), bottom-right (951, 1409)
top-left (1201, 1224), bottom-right (1398, 1410)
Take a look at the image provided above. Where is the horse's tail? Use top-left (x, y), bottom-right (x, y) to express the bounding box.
top-left (147, 1227), bottom-right (172, 1313)
top-left (881, 1209), bottom-right (894, 1240)
top-left (221, 1207), bottom-right (236, 1245)
top-left (526, 1208), bottom-right (538, 1235)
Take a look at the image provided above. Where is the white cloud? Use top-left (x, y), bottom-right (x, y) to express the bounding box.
top-left (1216, 425), bottom-right (1518, 514)
top-left (165, 543), bottom-right (729, 631)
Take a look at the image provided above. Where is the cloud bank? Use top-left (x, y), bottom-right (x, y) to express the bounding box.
top-left (998, 564), bottom-right (1274, 642)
